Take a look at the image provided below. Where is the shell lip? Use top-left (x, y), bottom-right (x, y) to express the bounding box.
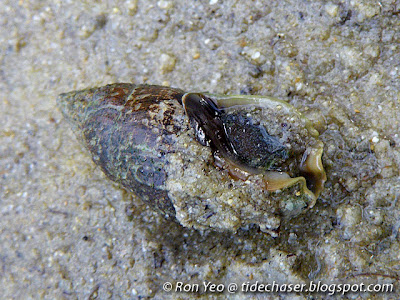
top-left (262, 141), bottom-right (326, 203)
top-left (299, 141), bottom-right (327, 199)
top-left (203, 92), bottom-right (320, 138)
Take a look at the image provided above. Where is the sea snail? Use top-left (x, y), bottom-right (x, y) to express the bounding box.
top-left (57, 83), bottom-right (326, 234)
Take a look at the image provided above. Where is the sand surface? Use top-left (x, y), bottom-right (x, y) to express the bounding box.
top-left (1, 0), bottom-right (399, 299)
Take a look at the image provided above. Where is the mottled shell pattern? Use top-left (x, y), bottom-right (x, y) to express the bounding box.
top-left (57, 83), bottom-right (326, 234)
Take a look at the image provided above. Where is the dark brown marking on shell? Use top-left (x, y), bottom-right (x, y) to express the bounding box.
top-left (57, 83), bottom-right (186, 218)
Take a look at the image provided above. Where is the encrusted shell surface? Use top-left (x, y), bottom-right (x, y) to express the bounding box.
top-left (57, 83), bottom-right (326, 234)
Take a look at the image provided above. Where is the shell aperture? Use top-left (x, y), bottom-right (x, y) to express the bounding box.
top-left (57, 83), bottom-right (326, 234)
top-left (182, 93), bottom-right (289, 173)
top-left (182, 92), bottom-right (326, 199)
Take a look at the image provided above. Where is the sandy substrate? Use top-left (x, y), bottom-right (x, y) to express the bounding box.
top-left (1, 0), bottom-right (399, 299)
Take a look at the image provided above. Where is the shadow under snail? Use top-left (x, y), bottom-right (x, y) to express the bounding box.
top-left (57, 83), bottom-right (326, 235)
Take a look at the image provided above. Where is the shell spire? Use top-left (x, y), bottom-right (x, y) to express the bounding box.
top-left (57, 84), bottom-right (186, 218)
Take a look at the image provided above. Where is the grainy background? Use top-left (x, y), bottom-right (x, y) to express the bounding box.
top-left (1, 0), bottom-right (399, 299)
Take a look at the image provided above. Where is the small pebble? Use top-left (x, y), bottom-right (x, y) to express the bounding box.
top-left (159, 53), bottom-right (176, 74)
top-left (251, 51), bottom-right (261, 60)
top-left (157, 0), bottom-right (173, 10)
top-left (325, 3), bottom-right (339, 17)
top-left (372, 136), bottom-right (379, 143)
top-left (125, 0), bottom-right (138, 15)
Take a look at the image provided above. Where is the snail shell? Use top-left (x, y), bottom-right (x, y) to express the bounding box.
top-left (57, 83), bottom-right (326, 234)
